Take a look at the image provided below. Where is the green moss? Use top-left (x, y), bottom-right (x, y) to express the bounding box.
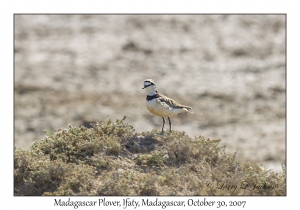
top-left (14, 118), bottom-right (286, 196)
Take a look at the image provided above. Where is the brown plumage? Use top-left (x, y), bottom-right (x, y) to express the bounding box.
top-left (156, 92), bottom-right (193, 112)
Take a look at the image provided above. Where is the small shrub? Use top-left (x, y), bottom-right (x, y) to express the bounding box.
top-left (139, 173), bottom-right (159, 195)
top-left (96, 171), bottom-right (138, 196)
top-left (14, 148), bottom-right (70, 195)
top-left (136, 151), bottom-right (167, 166)
top-left (14, 118), bottom-right (286, 196)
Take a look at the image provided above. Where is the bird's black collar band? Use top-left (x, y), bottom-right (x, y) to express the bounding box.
top-left (146, 94), bottom-right (159, 101)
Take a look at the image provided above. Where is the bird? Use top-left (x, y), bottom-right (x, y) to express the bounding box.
top-left (142, 79), bottom-right (193, 133)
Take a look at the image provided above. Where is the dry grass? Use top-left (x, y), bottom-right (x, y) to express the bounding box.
top-left (14, 118), bottom-right (286, 196)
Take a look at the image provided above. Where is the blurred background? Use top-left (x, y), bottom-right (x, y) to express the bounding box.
top-left (14, 15), bottom-right (285, 172)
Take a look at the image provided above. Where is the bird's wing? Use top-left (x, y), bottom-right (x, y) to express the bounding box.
top-left (157, 92), bottom-right (192, 111)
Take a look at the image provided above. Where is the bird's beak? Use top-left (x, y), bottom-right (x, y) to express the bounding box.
top-left (142, 87), bottom-right (145, 89)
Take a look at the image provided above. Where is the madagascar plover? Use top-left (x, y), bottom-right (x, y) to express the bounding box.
top-left (142, 79), bottom-right (192, 132)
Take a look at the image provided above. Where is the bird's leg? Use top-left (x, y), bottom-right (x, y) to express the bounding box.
top-left (162, 117), bottom-right (165, 133)
top-left (168, 117), bottom-right (171, 132)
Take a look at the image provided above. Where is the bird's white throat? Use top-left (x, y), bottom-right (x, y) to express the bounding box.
top-left (144, 85), bottom-right (157, 96)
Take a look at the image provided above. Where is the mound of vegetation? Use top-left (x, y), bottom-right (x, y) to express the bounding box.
top-left (14, 118), bottom-right (286, 196)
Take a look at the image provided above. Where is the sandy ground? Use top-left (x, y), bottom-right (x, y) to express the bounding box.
top-left (14, 15), bottom-right (285, 172)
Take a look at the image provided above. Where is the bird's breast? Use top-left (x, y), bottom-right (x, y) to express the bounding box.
top-left (146, 98), bottom-right (181, 117)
